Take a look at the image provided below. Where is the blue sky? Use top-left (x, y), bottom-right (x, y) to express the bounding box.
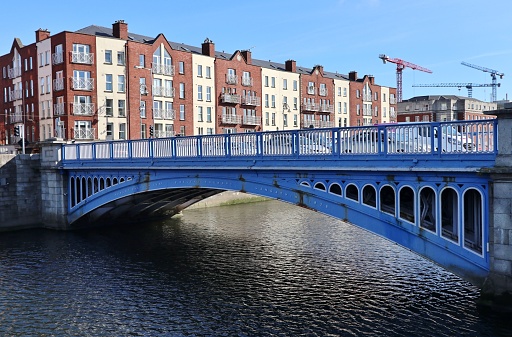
top-left (1, 0), bottom-right (511, 102)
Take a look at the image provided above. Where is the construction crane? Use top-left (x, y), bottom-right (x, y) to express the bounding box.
top-left (461, 61), bottom-right (504, 102)
top-left (411, 83), bottom-right (499, 98)
top-left (379, 54), bottom-right (433, 103)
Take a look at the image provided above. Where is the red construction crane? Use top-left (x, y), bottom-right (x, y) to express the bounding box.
top-left (379, 54), bottom-right (433, 103)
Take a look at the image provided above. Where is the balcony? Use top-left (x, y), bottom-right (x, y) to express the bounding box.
top-left (304, 119), bottom-right (334, 129)
top-left (70, 51), bottom-right (94, 64)
top-left (53, 78), bottom-right (64, 91)
top-left (221, 93), bottom-right (240, 104)
top-left (72, 103), bottom-right (95, 116)
top-left (71, 78), bottom-right (94, 91)
top-left (307, 86), bottom-right (316, 95)
top-left (241, 95), bottom-right (261, 106)
top-left (241, 76), bottom-right (253, 87)
top-left (73, 128), bottom-right (95, 140)
top-left (319, 87), bottom-right (328, 96)
top-left (242, 115), bottom-right (261, 126)
top-left (226, 74), bottom-right (237, 85)
top-left (220, 114), bottom-right (242, 124)
top-left (8, 67), bottom-right (21, 79)
top-left (319, 104), bottom-right (334, 113)
top-left (9, 89), bottom-right (23, 101)
top-left (54, 102), bottom-right (65, 116)
top-left (9, 112), bottom-right (23, 124)
top-left (302, 102), bottom-right (320, 112)
top-left (154, 108), bottom-right (175, 120)
top-left (155, 130), bottom-right (176, 138)
top-left (152, 63), bottom-right (175, 76)
top-left (52, 52), bottom-right (64, 65)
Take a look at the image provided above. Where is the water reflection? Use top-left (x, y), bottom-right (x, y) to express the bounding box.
top-left (0, 200), bottom-right (509, 336)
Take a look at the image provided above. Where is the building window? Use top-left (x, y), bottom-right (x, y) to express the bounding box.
top-left (105, 50), bottom-right (112, 64)
top-left (179, 83), bottom-right (185, 98)
top-left (206, 86), bottom-right (212, 102)
top-left (139, 54), bottom-right (145, 67)
top-left (117, 75), bottom-right (125, 92)
top-left (117, 51), bottom-right (125, 65)
top-left (197, 64), bottom-right (203, 77)
top-left (264, 76), bottom-right (269, 87)
top-left (118, 99), bottom-right (125, 117)
top-left (206, 107), bottom-right (212, 122)
top-left (271, 77), bottom-right (275, 88)
top-left (179, 61), bottom-right (184, 74)
top-left (271, 113), bottom-right (276, 126)
top-left (382, 93), bottom-right (386, 102)
top-left (180, 126), bottom-right (185, 136)
top-left (198, 85), bottom-right (203, 100)
top-left (343, 87), bottom-right (347, 97)
top-left (338, 102), bottom-right (342, 114)
top-left (271, 95), bottom-right (276, 108)
top-left (265, 112), bottom-right (269, 125)
top-left (119, 123), bottom-right (126, 140)
top-left (293, 97), bottom-right (298, 110)
top-left (180, 104), bottom-right (185, 120)
top-left (104, 99), bottom-right (113, 117)
top-left (206, 66), bottom-right (211, 79)
top-left (356, 89), bottom-right (360, 98)
top-left (293, 80), bottom-right (298, 91)
top-left (105, 74), bottom-right (113, 91)
top-left (283, 79), bottom-right (287, 90)
top-left (344, 102), bottom-right (347, 114)
top-left (198, 106), bottom-right (203, 122)
top-left (265, 94), bottom-right (269, 108)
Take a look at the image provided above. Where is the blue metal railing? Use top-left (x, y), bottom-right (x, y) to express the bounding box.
top-left (62, 120), bottom-right (497, 164)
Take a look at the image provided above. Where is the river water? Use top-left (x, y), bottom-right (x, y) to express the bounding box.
top-left (0, 200), bottom-right (510, 336)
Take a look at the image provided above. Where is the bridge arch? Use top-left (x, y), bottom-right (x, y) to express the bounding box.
top-left (379, 184), bottom-right (396, 216)
top-left (362, 184), bottom-right (377, 208)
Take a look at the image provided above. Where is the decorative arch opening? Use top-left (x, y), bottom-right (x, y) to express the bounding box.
top-left (300, 181), bottom-right (311, 188)
top-left (380, 185), bottom-right (395, 216)
top-left (70, 177), bottom-right (76, 207)
top-left (362, 184), bottom-right (377, 208)
top-left (106, 178), bottom-right (112, 188)
top-left (419, 186), bottom-right (436, 232)
top-left (113, 177), bottom-right (119, 185)
top-left (463, 188), bottom-right (483, 254)
top-left (441, 187), bottom-right (459, 243)
top-left (314, 182), bottom-right (326, 191)
top-left (346, 184), bottom-right (359, 202)
top-left (399, 186), bottom-right (415, 223)
top-left (329, 183), bottom-right (342, 196)
top-left (100, 178), bottom-right (105, 191)
top-left (81, 177), bottom-right (87, 201)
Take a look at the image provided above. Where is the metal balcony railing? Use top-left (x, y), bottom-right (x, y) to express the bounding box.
top-left (226, 74), bottom-right (237, 85)
top-left (152, 64), bottom-right (175, 76)
top-left (319, 104), bottom-right (334, 113)
top-left (9, 112), bottom-right (23, 124)
top-left (155, 130), bottom-right (176, 138)
top-left (304, 120), bottom-right (334, 128)
top-left (70, 51), bottom-right (94, 64)
top-left (243, 115), bottom-right (261, 125)
top-left (302, 103), bottom-right (320, 112)
top-left (54, 102), bottom-right (65, 116)
top-left (221, 94), bottom-right (240, 104)
top-left (241, 95), bottom-right (260, 106)
top-left (72, 103), bottom-right (95, 116)
top-left (9, 89), bottom-right (23, 101)
top-left (8, 67), bottom-right (21, 79)
top-left (241, 77), bottom-right (253, 87)
top-left (73, 128), bottom-right (95, 140)
top-left (153, 108), bottom-right (175, 120)
top-left (72, 78), bottom-right (94, 91)
top-left (53, 78), bottom-right (64, 91)
top-left (221, 114), bottom-right (242, 124)
top-left (52, 52), bottom-right (64, 65)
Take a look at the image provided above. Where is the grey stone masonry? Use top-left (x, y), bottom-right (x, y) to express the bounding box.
top-left (0, 154), bottom-right (41, 230)
top-left (484, 107), bottom-right (512, 299)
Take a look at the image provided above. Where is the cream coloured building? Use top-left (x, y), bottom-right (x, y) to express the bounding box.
top-left (192, 53), bottom-right (216, 135)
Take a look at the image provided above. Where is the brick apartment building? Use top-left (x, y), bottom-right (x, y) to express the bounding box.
top-left (0, 20), bottom-right (397, 148)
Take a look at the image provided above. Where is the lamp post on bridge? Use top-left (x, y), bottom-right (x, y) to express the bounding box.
top-left (134, 65), bottom-right (153, 138)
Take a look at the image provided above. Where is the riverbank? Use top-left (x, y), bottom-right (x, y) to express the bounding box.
top-left (187, 191), bottom-right (269, 209)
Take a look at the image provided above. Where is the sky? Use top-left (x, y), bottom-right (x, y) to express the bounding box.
top-left (1, 0), bottom-right (511, 103)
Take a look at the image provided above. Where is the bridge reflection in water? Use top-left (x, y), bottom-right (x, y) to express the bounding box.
top-left (61, 120), bottom-right (496, 288)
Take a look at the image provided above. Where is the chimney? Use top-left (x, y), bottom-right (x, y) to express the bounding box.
top-left (113, 20), bottom-right (128, 40)
top-left (349, 71), bottom-right (358, 81)
top-left (285, 59), bottom-right (296, 72)
top-left (202, 38), bottom-right (215, 57)
top-left (241, 50), bottom-right (252, 65)
top-left (314, 65), bottom-right (324, 75)
top-left (35, 29), bottom-right (50, 42)
top-left (368, 75), bottom-right (375, 85)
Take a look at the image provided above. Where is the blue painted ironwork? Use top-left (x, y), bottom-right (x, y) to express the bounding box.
top-left (60, 120), bottom-right (497, 287)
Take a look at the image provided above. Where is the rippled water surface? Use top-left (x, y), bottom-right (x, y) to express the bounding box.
top-left (0, 200), bottom-right (510, 336)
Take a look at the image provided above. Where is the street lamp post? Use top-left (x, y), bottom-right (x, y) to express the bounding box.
top-left (134, 65), bottom-right (153, 138)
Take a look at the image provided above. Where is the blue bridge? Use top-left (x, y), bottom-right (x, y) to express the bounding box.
top-left (57, 118), bottom-right (507, 294)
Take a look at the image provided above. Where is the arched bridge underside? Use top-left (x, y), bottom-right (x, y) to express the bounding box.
top-left (66, 166), bottom-right (490, 287)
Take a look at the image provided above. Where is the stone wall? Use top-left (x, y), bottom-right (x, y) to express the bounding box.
top-left (0, 154), bottom-right (42, 231)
